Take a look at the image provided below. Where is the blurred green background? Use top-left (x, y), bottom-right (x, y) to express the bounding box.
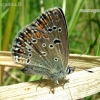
top-left (0, 0), bottom-right (100, 99)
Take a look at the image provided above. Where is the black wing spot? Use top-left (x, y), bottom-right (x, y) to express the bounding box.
top-left (26, 58), bottom-right (30, 64)
top-left (28, 48), bottom-right (31, 52)
top-left (58, 50), bottom-right (60, 52)
top-left (48, 28), bottom-right (52, 33)
top-left (32, 39), bottom-right (37, 43)
top-left (41, 52), bottom-right (47, 56)
top-left (28, 53), bottom-right (32, 57)
top-left (39, 63), bottom-right (43, 66)
top-left (54, 57), bottom-right (58, 62)
top-left (42, 43), bottom-right (46, 47)
top-left (49, 44), bottom-right (54, 49)
top-left (53, 25), bottom-right (57, 31)
top-left (54, 38), bottom-right (61, 44)
top-left (29, 43), bottom-right (33, 46)
top-left (58, 27), bottom-right (62, 32)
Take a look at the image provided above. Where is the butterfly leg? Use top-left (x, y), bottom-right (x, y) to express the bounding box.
top-left (49, 80), bottom-right (59, 94)
top-left (61, 78), bottom-right (69, 89)
top-left (36, 76), bottom-right (43, 91)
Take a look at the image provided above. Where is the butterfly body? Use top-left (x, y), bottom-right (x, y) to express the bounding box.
top-left (12, 7), bottom-right (74, 85)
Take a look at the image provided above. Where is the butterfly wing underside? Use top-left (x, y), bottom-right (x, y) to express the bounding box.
top-left (12, 7), bottom-right (69, 78)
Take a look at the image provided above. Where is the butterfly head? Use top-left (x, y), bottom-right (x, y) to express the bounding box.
top-left (48, 66), bottom-right (75, 81)
top-left (66, 66), bottom-right (75, 74)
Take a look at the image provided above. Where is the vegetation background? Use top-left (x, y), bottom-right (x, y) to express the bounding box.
top-left (0, 0), bottom-right (100, 99)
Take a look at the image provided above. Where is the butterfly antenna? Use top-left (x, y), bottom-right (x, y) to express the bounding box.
top-left (69, 53), bottom-right (83, 67)
top-left (75, 66), bottom-right (93, 73)
top-left (69, 53), bottom-right (93, 73)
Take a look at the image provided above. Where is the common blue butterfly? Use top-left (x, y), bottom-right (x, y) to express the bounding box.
top-left (12, 7), bottom-right (75, 90)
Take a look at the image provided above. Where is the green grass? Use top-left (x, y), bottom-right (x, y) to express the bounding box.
top-left (1, 0), bottom-right (100, 99)
top-left (0, 0), bottom-right (2, 86)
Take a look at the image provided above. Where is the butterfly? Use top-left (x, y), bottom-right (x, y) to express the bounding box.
top-left (12, 7), bottom-right (75, 91)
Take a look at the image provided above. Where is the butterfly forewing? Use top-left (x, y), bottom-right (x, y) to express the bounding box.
top-left (12, 7), bottom-right (69, 77)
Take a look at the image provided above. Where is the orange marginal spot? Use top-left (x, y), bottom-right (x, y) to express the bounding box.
top-left (35, 32), bottom-right (41, 38)
top-left (44, 19), bottom-right (48, 24)
top-left (21, 43), bottom-right (26, 47)
top-left (41, 20), bottom-right (46, 25)
top-left (49, 16), bottom-right (53, 21)
top-left (43, 34), bottom-right (48, 38)
top-left (37, 25), bottom-right (42, 29)
top-left (18, 59), bottom-right (23, 63)
top-left (37, 22), bottom-right (44, 29)
top-left (23, 37), bottom-right (27, 41)
top-left (39, 23), bottom-right (44, 29)
top-left (56, 15), bottom-right (59, 20)
top-left (19, 49), bottom-right (24, 53)
top-left (40, 24), bottom-right (44, 29)
top-left (25, 34), bottom-right (31, 41)
top-left (27, 36), bottom-right (32, 41)
top-left (28, 33), bottom-right (32, 37)
top-left (26, 35), bottom-right (29, 38)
